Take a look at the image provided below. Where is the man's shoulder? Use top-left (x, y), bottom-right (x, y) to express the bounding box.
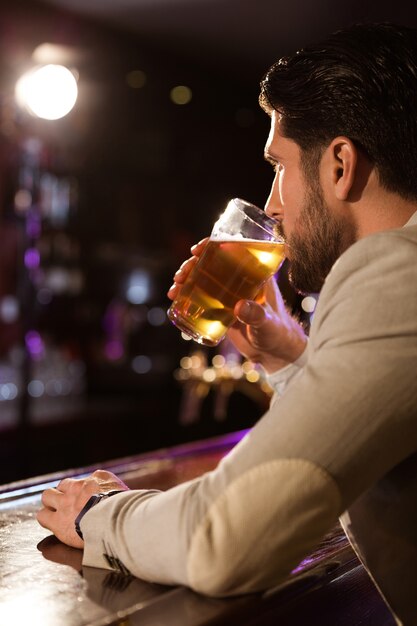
top-left (345, 222), bottom-right (417, 261)
top-left (325, 224), bottom-right (417, 288)
top-left (311, 223), bottom-right (417, 341)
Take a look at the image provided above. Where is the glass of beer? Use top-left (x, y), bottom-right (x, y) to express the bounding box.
top-left (168, 198), bottom-right (285, 346)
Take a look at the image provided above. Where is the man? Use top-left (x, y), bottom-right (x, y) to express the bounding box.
top-left (37, 23), bottom-right (417, 625)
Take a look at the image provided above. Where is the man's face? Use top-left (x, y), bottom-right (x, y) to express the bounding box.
top-left (264, 112), bottom-right (354, 294)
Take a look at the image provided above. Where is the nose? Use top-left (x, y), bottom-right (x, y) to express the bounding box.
top-left (264, 174), bottom-right (283, 220)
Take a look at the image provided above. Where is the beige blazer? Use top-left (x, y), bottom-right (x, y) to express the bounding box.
top-left (81, 221), bottom-right (417, 626)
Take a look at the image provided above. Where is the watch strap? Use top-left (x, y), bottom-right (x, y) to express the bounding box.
top-left (75, 490), bottom-right (124, 540)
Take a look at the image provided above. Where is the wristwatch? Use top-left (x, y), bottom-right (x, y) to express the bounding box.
top-left (75, 490), bottom-right (124, 540)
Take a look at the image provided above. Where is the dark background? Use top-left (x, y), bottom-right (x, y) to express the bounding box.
top-left (0, 0), bottom-right (416, 483)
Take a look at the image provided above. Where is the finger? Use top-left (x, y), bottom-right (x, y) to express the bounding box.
top-left (90, 469), bottom-right (129, 491)
top-left (264, 278), bottom-right (288, 313)
top-left (41, 487), bottom-right (64, 510)
top-left (37, 506), bottom-right (55, 530)
top-left (167, 283), bottom-right (179, 299)
top-left (234, 300), bottom-right (267, 327)
top-left (92, 469), bottom-right (118, 479)
top-left (175, 256), bottom-right (197, 281)
top-left (167, 257), bottom-right (198, 299)
top-left (190, 237), bottom-right (209, 255)
top-left (56, 477), bottom-right (76, 492)
top-left (227, 321), bottom-right (251, 348)
top-left (57, 477), bottom-right (90, 497)
top-left (167, 238), bottom-right (209, 300)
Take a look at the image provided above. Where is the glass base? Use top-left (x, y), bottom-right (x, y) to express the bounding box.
top-left (167, 307), bottom-right (223, 347)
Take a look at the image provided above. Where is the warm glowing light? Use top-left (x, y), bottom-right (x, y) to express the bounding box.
top-left (203, 368), bottom-right (216, 382)
top-left (301, 296), bottom-right (317, 313)
top-left (250, 249), bottom-right (274, 266)
top-left (14, 189), bottom-right (32, 212)
top-left (212, 355), bottom-right (226, 368)
top-left (242, 360), bottom-right (254, 373)
top-left (126, 70), bottom-right (147, 89)
top-left (231, 366), bottom-right (243, 379)
top-left (203, 321), bottom-right (223, 340)
top-left (190, 355), bottom-right (202, 369)
top-left (246, 370), bottom-right (260, 383)
top-left (170, 85), bottom-right (192, 105)
top-left (180, 357), bottom-right (192, 369)
top-left (15, 64), bottom-right (78, 120)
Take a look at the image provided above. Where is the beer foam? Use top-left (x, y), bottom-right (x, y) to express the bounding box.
top-left (210, 233), bottom-right (276, 243)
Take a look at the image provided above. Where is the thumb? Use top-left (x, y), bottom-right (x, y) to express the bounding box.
top-left (234, 300), bottom-right (267, 327)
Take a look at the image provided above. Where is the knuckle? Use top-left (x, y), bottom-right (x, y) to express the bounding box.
top-left (81, 479), bottom-right (95, 493)
top-left (57, 477), bottom-right (76, 491)
top-left (92, 469), bottom-right (109, 479)
top-left (179, 259), bottom-right (190, 271)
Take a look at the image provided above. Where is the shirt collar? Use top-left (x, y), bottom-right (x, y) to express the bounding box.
top-left (404, 210), bottom-right (417, 227)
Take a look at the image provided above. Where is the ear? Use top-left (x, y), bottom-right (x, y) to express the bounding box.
top-left (328, 137), bottom-right (358, 201)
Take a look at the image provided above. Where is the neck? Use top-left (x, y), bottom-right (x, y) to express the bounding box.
top-left (351, 186), bottom-right (417, 240)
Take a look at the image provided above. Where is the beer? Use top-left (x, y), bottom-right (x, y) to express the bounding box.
top-left (168, 238), bottom-right (285, 346)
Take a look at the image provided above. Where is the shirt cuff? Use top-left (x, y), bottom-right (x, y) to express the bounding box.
top-left (266, 345), bottom-right (308, 398)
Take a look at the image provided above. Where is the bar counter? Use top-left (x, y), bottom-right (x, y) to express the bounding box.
top-left (0, 430), bottom-right (396, 625)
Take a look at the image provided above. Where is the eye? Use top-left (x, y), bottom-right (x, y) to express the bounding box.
top-left (265, 155), bottom-right (283, 173)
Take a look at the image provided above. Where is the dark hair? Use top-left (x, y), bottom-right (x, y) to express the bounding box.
top-left (260, 23), bottom-right (417, 199)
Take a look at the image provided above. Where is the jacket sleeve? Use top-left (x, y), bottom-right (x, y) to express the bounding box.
top-left (81, 227), bottom-right (417, 597)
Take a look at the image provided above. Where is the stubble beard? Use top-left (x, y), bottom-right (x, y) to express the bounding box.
top-left (286, 183), bottom-right (354, 295)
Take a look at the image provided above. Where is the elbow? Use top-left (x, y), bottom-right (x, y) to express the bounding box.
top-left (187, 552), bottom-right (288, 598)
top-left (186, 532), bottom-right (286, 598)
top-left (185, 459), bottom-right (342, 596)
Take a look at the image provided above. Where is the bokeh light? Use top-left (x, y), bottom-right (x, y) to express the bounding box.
top-left (170, 85), bottom-right (192, 105)
top-left (15, 64), bottom-right (78, 120)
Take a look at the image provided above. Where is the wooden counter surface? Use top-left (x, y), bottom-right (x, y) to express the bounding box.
top-left (0, 430), bottom-right (396, 625)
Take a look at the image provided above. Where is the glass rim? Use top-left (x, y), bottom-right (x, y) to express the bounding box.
top-left (231, 197), bottom-right (284, 241)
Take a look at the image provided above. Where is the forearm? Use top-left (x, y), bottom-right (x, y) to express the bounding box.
top-left (258, 319), bottom-right (308, 374)
top-left (81, 436), bottom-right (341, 596)
top-left (80, 228), bottom-right (417, 597)
top-left (81, 335), bottom-right (417, 596)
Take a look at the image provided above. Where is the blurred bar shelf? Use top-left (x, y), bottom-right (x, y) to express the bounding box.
top-left (0, 430), bottom-right (396, 625)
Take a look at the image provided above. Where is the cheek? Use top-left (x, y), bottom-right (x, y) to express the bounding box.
top-left (280, 168), bottom-right (304, 206)
top-left (281, 177), bottom-right (305, 234)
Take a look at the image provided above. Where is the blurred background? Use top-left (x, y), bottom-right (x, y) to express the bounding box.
top-left (0, 0), bottom-right (416, 483)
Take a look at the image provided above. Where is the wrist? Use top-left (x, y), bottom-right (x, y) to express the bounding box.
top-left (260, 356), bottom-right (292, 375)
top-left (261, 338), bottom-right (308, 374)
top-left (75, 490), bottom-right (125, 541)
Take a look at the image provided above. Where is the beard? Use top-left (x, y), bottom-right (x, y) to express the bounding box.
top-left (285, 182), bottom-right (355, 294)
